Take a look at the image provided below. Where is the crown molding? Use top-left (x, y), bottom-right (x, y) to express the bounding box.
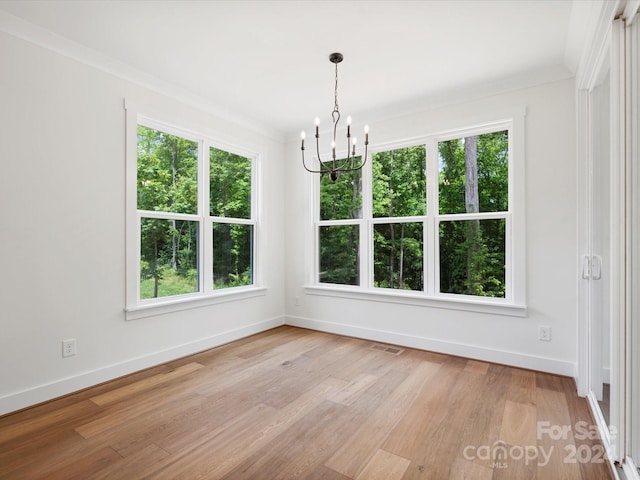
top-left (0, 9), bottom-right (284, 143)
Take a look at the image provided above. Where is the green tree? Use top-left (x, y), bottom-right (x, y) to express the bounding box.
top-left (372, 146), bottom-right (426, 290)
top-left (137, 126), bottom-right (198, 298)
top-left (318, 161), bottom-right (361, 285)
top-left (438, 131), bottom-right (508, 297)
top-left (210, 147), bottom-right (253, 289)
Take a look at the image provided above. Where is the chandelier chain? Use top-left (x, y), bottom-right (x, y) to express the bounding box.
top-left (333, 61), bottom-right (339, 114)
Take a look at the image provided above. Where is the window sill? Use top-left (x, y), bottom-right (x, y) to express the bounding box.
top-left (304, 285), bottom-right (527, 317)
top-left (125, 286), bottom-right (267, 321)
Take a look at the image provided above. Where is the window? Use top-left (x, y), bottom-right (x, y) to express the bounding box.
top-left (318, 161), bottom-right (362, 286)
top-left (313, 115), bottom-right (525, 313)
top-left (437, 130), bottom-right (509, 298)
top-left (126, 110), bottom-right (260, 317)
top-left (372, 145), bottom-right (426, 291)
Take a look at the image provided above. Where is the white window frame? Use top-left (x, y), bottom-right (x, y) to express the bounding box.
top-left (307, 112), bottom-right (526, 316)
top-left (125, 103), bottom-right (264, 320)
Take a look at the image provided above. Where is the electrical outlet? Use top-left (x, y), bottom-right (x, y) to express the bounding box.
top-left (62, 339), bottom-right (77, 357)
top-left (538, 326), bottom-right (551, 342)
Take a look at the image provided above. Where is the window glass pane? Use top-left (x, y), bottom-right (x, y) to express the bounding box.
top-left (140, 218), bottom-right (199, 299)
top-left (137, 126), bottom-right (198, 215)
top-left (212, 223), bottom-right (253, 289)
top-left (210, 147), bottom-right (252, 219)
top-left (373, 146), bottom-right (426, 218)
top-left (439, 218), bottom-right (506, 297)
top-left (319, 225), bottom-right (359, 285)
top-left (438, 130), bottom-right (508, 214)
top-left (373, 222), bottom-right (423, 291)
top-left (320, 159), bottom-right (362, 220)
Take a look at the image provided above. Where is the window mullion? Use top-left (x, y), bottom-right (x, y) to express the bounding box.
top-left (426, 139), bottom-right (439, 295)
top-left (202, 141), bottom-right (211, 295)
top-left (362, 152), bottom-right (373, 288)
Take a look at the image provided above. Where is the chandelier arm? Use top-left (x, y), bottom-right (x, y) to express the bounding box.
top-left (315, 133), bottom-right (324, 171)
top-left (332, 109), bottom-right (340, 168)
top-left (331, 143), bottom-right (368, 172)
top-left (301, 149), bottom-right (330, 174)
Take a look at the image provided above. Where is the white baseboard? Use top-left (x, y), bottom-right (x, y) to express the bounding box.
top-left (286, 315), bottom-right (576, 377)
top-left (0, 316), bottom-right (284, 416)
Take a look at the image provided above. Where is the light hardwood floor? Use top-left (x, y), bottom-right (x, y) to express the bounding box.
top-left (0, 326), bottom-right (613, 479)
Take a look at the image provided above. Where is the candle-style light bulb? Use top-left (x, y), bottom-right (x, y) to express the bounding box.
top-left (301, 131), bottom-right (306, 148)
top-left (315, 117), bottom-right (320, 137)
top-left (347, 115), bottom-right (351, 137)
top-left (364, 125), bottom-right (369, 144)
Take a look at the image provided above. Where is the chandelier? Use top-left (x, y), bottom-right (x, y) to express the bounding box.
top-left (301, 52), bottom-right (369, 181)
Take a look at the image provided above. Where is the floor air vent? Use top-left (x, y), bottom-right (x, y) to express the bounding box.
top-left (370, 344), bottom-right (404, 355)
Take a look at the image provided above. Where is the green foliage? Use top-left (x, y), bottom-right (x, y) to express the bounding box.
top-left (320, 159), bottom-right (362, 220)
top-left (140, 266), bottom-right (198, 299)
top-left (438, 131), bottom-right (508, 297)
top-left (210, 148), bottom-right (252, 218)
top-left (319, 225), bottom-right (359, 285)
top-left (439, 219), bottom-right (506, 297)
top-left (139, 218), bottom-right (198, 299)
top-left (318, 158), bottom-right (361, 285)
top-left (212, 223), bottom-right (253, 289)
top-left (373, 222), bottom-right (423, 290)
top-left (317, 130), bottom-right (508, 298)
top-left (439, 131), bottom-right (508, 214)
top-left (137, 126), bottom-right (198, 214)
top-left (370, 146), bottom-right (426, 290)
top-left (373, 146), bottom-right (426, 217)
top-left (137, 125), bottom-right (253, 298)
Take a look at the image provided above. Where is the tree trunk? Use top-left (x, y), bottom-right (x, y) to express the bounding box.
top-left (464, 136), bottom-right (480, 294)
top-left (389, 224), bottom-right (395, 288)
top-left (153, 238), bottom-right (160, 298)
top-left (171, 141), bottom-right (178, 270)
top-left (399, 223), bottom-right (405, 289)
top-left (388, 151), bottom-right (395, 288)
top-left (465, 136), bottom-right (479, 214)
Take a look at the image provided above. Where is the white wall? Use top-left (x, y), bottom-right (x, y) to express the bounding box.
top-left (0, 32), bottom-right (286, 415)
top-left (285, 78), bottom-right (578, 376)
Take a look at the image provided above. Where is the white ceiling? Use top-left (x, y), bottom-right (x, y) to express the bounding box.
top-left (0, 0), bottom-right (590, 136)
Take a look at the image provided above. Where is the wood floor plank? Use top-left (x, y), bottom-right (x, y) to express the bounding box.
top-left (324, 360), bottom-right (442, 478)
top-left (0, 428), bottom-right (86, 478)
top-left (505, 368), bottom-right (537, 405)
top-left (499, 400), bottom-right (537, 447)
top-left (393, 359), bottom-right (485, 480)
top-left (89, 362), bottom-right (204, 406)
top-left (354, 449), bottom-right (410, 480)
top-left (560, 377), bottom-right (614, 480)
top-left (464, 359), bottom-right (490, 375)
top-left (448, 457), bottom-right (493, 480)
top-left (85, 444), bottom-right (170, 480)
top-left (149, 378), bottom-right (346, 478)
top-left (75, 387), bottom-right (204, 439)
top-left (327, 373), bottom-right (379, 405)
top-left (0, 400), bottom-right (99, 445)
top-left (536, 387), bottom-right (583, 480)
top-left (0, 327), bottom-right (613, 480)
